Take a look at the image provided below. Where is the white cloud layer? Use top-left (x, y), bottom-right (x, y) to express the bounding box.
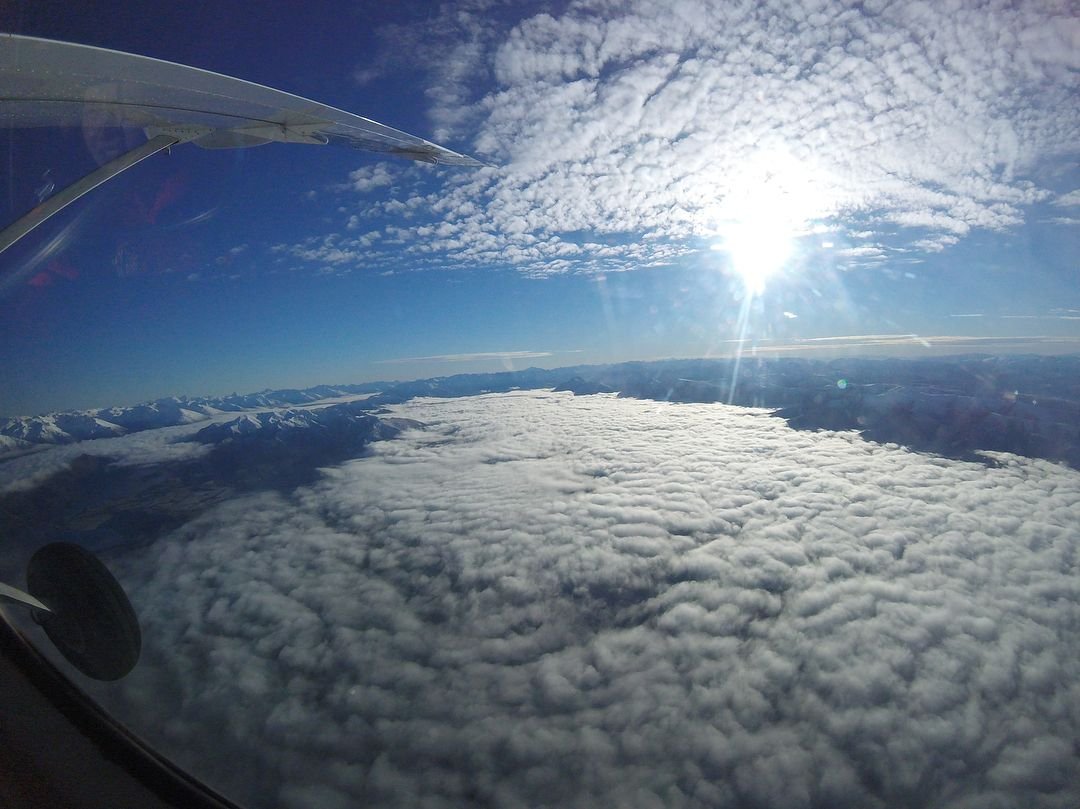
top-left (0, 421), bottom-right (212, 494)
top-left (282, 0), bottom-right (1079, 277)
top-left (78, 390), bottom-right (1080, 808)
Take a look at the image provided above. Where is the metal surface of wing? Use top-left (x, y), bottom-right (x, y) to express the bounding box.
top-left (0, 33), bottom-right (484, 166)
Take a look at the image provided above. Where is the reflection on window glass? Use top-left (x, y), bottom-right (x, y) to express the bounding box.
top-left (2, 1), bottom-right (1079, 807)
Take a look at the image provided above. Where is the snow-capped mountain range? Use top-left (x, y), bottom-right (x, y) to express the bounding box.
top-left (3, 355), bottom-right (1079, 470)
top-left (0, 402), bottom-right (422, 568)
top-left (0, 384), bottom-right (384, 449)
top-left (191, 401), bottom-right (419, 447)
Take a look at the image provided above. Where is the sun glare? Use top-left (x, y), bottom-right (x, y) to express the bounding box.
top-left (707, 148), bottom-right (830, 296)
top-left (718, 218), bottom-right (793, 296)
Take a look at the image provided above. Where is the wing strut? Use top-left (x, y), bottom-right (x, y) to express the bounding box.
top-left (0, 582), bottom-right (51, 613)
top-left (0, 133), bottom-right (179, 255)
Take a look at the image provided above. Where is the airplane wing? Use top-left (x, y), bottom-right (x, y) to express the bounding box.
top-left (0, 33), bottom-right (485, 254)
top-left (0, 33), bottom-right (484, 165)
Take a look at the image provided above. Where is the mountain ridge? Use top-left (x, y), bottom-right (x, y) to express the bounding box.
top-left (4, 354), bottom-right (1079, 469)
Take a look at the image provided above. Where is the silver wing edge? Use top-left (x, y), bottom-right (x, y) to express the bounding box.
top-left (0, 33), bottom-right (488, 166)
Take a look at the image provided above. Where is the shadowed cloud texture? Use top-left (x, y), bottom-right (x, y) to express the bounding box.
top-left (74, 390), bottom-right (1080, 809)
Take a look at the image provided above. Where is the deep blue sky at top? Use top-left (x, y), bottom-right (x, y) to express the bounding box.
top-left (0, 0), bottom-right (1077, 415)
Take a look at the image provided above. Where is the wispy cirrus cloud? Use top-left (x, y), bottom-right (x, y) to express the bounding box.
top-left (377, 349), bottom-right (556, 363)
top-left (698, 333), bottom-right (1080, 357)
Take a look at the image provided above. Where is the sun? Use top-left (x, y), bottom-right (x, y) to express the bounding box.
top-left (706, 148), bottom-right (829, 295)
top-left (718, 217), bottom-right (793, 296)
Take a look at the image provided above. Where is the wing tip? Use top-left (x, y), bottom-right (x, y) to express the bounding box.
top-left (389, 146), bottom-right (489, 169)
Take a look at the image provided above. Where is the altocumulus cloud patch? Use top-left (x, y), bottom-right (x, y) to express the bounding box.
top-left (283, 0), bottom-right (1079, 277)
top-left (92, 391), bottom-right (1080, 808)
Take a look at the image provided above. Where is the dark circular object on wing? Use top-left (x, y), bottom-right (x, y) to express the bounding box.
top-left (26, 542), bottom-right (141, 681)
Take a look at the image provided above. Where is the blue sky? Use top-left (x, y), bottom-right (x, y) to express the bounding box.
top-left (1, 0), bottom-right (1078, 415)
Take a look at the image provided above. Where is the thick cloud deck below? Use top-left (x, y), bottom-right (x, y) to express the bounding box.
top-left (90, 391), bottom-right (1079, 808)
